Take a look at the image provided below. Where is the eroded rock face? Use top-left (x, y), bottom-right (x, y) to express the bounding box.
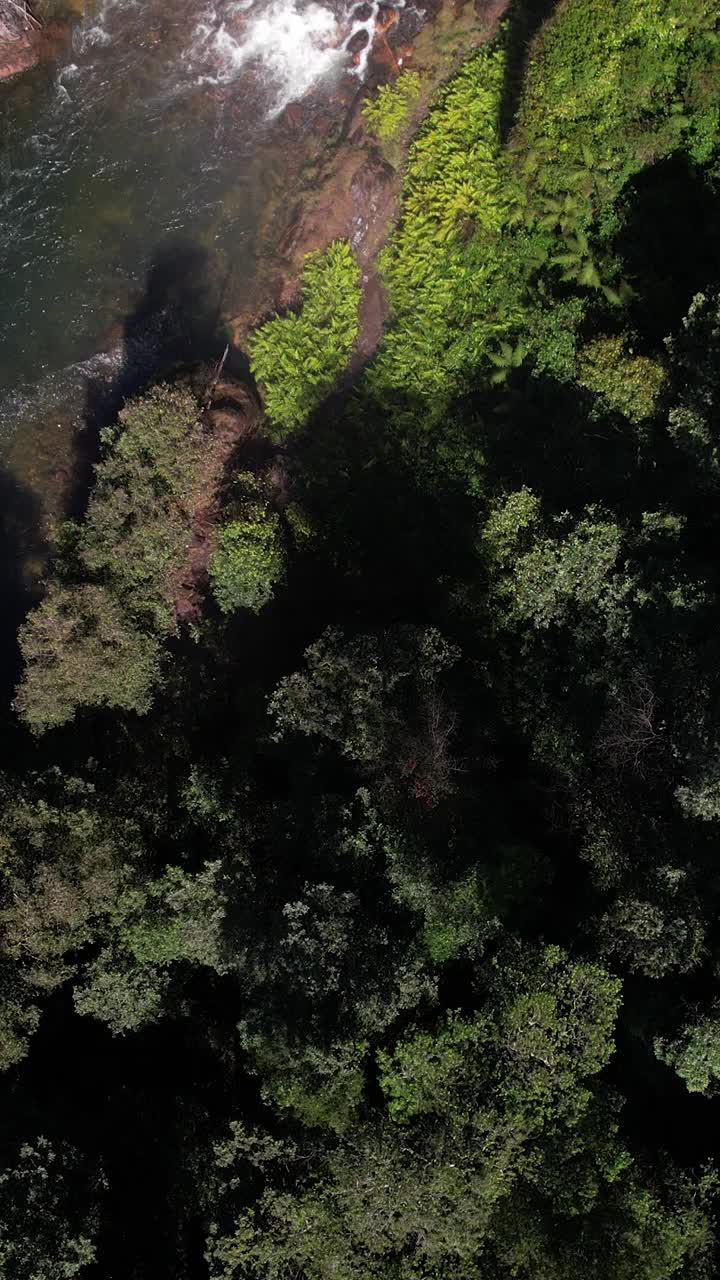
top-left (0, 1), bottom-right (39, 79)
top-left (0, 5), bottom-right (68, 80)
top-left (346, 26), bottom-right (369, 54)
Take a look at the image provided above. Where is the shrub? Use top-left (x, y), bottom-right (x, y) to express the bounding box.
top-left (578, 335), bottom-right (667, 422)
top-left (15, 383), bottom-right (206, 732)
top-left (210, 510), bottom-right (285, 614)
top-left (362, 71), bottom-right (422, 143)
top-left (370, 44), bottom-right (524, 402)
top-left (370, 1), bottom-right (720, 410)
top-left (249, 241), bottom-right (361, 437)
top-left (15, 584), bottom-right (163, 733)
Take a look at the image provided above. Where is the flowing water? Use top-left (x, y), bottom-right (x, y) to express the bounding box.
top-left (0, 0), bottom-right (400, 471)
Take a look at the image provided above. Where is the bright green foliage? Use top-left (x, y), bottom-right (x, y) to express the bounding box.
top-left (15, 584), bottom-right (163, 732)
top-left (249, 241), bottom-right (361, 436)
top-left (371, 0), bottom-right (720, 409)
top-left (0, 1139), bottom-right (101, 1279)
top-left (578, 335), bottom-right (667, 422)
top-left (656, 1015), bottom-right (720, 1094)
top-left (362, 71), bottom-right (421, 143)
top-left (515, 0), bottom-right (720, 180)
top-left (371, 45), bottom-right (525, 400)
top-left (210, 475), bottom-right (285, 613)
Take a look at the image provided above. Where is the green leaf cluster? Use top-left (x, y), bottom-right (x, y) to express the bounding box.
top-left (362, 71), bottom-right (422, 143)
top-left (249, 241), bottom-right (361, 437)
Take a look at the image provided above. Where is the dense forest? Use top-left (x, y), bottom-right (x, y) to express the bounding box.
top-left (4, 0), bottom-right (720, 1276)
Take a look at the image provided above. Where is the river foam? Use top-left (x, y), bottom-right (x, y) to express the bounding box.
top-left (187, 0), bottom-right (389, 114)
top-left (193, 0), bottom-right (343, 113)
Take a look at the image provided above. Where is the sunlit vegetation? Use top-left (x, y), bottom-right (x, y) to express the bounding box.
top-left (249, 240), bottom-right (361, 436)
top-left (371, 0), bottom-right (720, 409)
top-left (361, 70), bottom-right (422, 143)
top-left (5, 1), bottom-right (720, 1277)
top-left (210, 473), bottom-right (285, 613)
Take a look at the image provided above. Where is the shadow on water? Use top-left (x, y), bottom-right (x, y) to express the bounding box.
top-left (66, 238), bottom-right (229, 520)
top-left (0, 469), bottom-right (46, 702)
top-left (498, 0), bottom-right (559, 141)
top-left (0, 236), bottom-right (231, 741)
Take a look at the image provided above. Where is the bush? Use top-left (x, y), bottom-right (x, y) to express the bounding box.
top-left (362, 71), bottom-right (422, 143)
top-left (15, 584), bottom-right (163, 733)
top-left (210, 510), bottom-right (285, 614)
top-left (370, 0), bottom-right (720, 409)
top-left (15, 383), bottom-right (206, 732)
top-left (249, 241), bottom-right (361, 437)
top-left (578, 335), bottom-right (667, 422)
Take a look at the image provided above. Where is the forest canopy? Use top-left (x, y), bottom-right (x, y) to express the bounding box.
top-left (3, 0), bottom-right (720, 1277)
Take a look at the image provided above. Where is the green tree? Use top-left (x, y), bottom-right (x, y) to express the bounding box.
top-left (656, 1013), bottom-right (720, 1095)
top-left (15, 583), bottom-right (163, 733)
top-left (0, 1139), bottom-right (103, 1279)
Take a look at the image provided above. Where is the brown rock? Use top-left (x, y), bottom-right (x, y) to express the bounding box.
top-left (0, 28), bottom-right (39, 79)
top-left (0, 16), bottom-right (70, 80)
top-left (375, 5), bottom-right (399, 31)
top-left (346, 26), bottom-right (369, 54)
top-left (283, 102), bottom-right (304, 129)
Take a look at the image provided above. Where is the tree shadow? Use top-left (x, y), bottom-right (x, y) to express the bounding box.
top-left (66, 238), bottom-right (229, 521)
top-left (0, 467), bottom-right (47, 704)
top-left (498, 0), bottom-right (560, 141)
top-left (613, 152), bottom-right (720, 346)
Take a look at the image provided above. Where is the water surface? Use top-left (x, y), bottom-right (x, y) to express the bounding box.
top-left (0, 0), bottom-right (386, 456)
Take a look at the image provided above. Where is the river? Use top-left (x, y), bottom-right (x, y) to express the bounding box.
top-left (0, 0), bottom-right (401, 486)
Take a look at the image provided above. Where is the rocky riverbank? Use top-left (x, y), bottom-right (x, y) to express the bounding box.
top-left (226, 0), bottom-right (510, 365)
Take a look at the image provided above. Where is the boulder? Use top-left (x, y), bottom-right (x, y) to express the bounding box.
top-left (346, 26), bottom-right (370, 54)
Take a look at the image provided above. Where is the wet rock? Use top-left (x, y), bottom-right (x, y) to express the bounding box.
top-left (283, 102), bottom-right (304, 129)
top-left (0, 15), bottom-right (69, 80)
top-left (0, 37), bottom-right (37, 77)
top-left (352, 2), bottom-right (373, 19)
top-left (346, 26), bottom-right (369, 54)
top-left (0, 12), bottom-right (39, 80)
top-left (367, 33), bottom-right (398, 77)
top-left (375, 5), bottom-right (399, 31)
